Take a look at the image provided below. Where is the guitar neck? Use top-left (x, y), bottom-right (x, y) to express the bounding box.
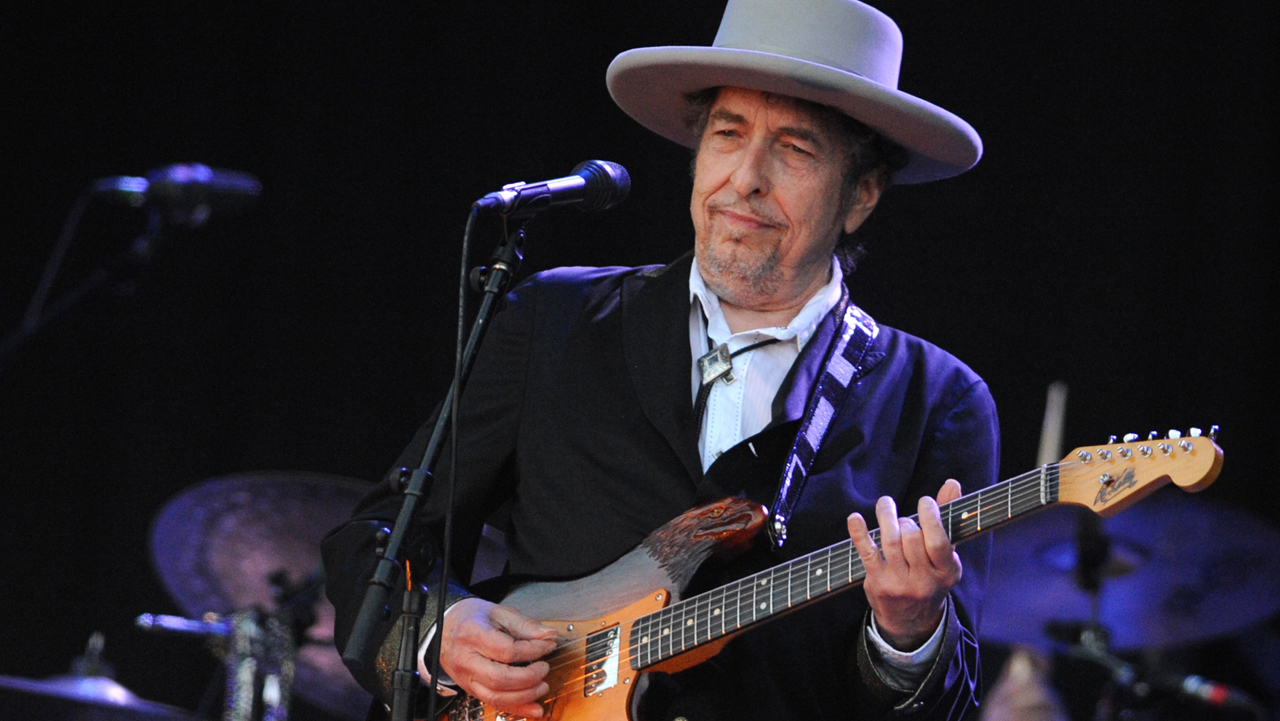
top-left (628, 465), bottom-right (1060, 670)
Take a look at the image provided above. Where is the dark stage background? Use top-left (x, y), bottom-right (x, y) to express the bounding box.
top-left (2, 1), bottom-right (1276, 719)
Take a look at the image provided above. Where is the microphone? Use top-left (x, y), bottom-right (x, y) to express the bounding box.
top-left (473, 160), bottom-right (629, 216)
top-left (92, 163), bottom-right (262, 228)
top-left (1152, 673), bottom-right (1266, 716)
top-left (135, 613), bottom-right (232, 637)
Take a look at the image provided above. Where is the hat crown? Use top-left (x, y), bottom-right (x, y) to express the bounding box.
top-left (713, 0), bottom-right (903, 89)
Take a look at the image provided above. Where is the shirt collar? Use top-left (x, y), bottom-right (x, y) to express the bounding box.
top-left (689, 256), bottom-right (844, 350)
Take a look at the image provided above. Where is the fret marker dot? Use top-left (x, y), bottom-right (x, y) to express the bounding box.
top-left (760, 579), bottom-right (768, 585)
top-left (686, 619), bottom-right (693, 626)
top-left (759, 602), bottom-right (766, 610)
top-left (713, 608), bottom-right (721, 615)
top-left (814, 568), bottom-right (823, 576)
top-left (662, 628), bottom-right (670, 635)
top-left (641, 636), bottom-right (649, 644)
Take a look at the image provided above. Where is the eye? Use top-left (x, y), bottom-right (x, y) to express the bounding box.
top-left (783, 142), bottom-right (814, 157)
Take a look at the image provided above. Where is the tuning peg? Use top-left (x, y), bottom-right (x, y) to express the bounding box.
top-left (1209, 425), bottom-right (1219, 441)
top-left (1147, 431), bottom-right (1159, 441)
top-left (1189, 427), bottom-right (1202, 437)
top-left (1108, 435), bottom-right (1118, 444)
top-left (1123, 433), bottom-right (1139, 443)
top-left (1168, 429), bottom-right (1182, 439)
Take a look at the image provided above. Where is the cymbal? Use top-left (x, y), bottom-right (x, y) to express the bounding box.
top-left (149, 471), bottom-right (373, 719)
top-left (0, 674), bottom-right (197, 721)
top-left (980, 488), bottom-right (1280, 652)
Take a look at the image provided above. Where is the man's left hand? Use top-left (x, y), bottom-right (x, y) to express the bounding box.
top-left (847, 479), bottom-right (963, 650)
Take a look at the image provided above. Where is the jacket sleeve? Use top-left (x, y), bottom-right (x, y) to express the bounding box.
top-left (320, 277), bottom-right (539, 705)
top-left (853, 378), bottom-right (1000, 720)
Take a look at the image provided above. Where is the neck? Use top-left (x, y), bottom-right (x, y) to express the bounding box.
top-left (718, 299), bottom-right (807, 334)
top-left (718, 264), bottom-right (833, 333)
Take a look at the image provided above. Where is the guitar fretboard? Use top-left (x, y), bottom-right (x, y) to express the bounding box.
top-left (628, 464), bottom-right (1060, 669)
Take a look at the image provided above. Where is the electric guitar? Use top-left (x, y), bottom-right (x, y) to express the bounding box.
top-left (441, 430), bottom-right (1224, 721)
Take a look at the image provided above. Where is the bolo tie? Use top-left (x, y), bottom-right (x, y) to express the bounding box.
top-left (693, 336), bottom-right (781, 431)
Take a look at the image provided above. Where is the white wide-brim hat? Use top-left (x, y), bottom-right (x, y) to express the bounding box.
top-left (607, 0), bottom-right (982, 184)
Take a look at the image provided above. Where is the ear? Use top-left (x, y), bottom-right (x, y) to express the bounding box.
top-left (842, 169), bottom-right (887, 234)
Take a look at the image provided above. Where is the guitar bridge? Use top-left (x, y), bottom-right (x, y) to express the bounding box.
top-left (582, 625), bottom-right (620, 697)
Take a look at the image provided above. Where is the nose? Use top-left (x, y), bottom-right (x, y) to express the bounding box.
top-left (728, 138), bottom-right (771, 199)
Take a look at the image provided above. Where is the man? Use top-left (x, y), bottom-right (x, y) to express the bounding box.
top-left (323, 0), bottom-right (999, 719)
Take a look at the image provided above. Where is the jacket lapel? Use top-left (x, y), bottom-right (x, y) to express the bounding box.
top-left (771, 286), bottom-right (888, 425)
top-left (771, 288), bottom-right (848, 425)
top-left (622, 254), bottom-right (703, 485)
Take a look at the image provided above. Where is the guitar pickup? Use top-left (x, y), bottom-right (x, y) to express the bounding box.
top-left (582, 625), bottom-right (620, 696)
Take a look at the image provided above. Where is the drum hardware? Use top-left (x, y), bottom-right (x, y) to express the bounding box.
top-left (146, 471), bottom-right (375, 720)
top-left (0, 632), bottom-right (197, 721)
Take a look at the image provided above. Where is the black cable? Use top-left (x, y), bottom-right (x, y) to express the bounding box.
top-left (424, 206), bottom-right (478, 720)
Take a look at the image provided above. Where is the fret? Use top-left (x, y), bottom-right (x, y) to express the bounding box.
top-left (1006, 481), bottom-right (1012, 520)
top-left (732, 578), bottom-right (747, 630)
top-left (696, 590), bottom-right (710, 646)
top-left (749, 571), bottom-right (761, 624)
top-left (798, 552), bottom-right (810, 601)
top-left (768, 566), bottom-right (784, 614)
top-left (669, 605), bottom-right (680, 654)
top-left (660, 609), bottom-right (670, 660)
top-left (676, 599), bottom-right (688, 653)
top-left (714, 584), bottom-right (726, 638)
top-left (632, 613), bottom-right (648, 669)
top-left (759, 571), bottom-right (774, 620)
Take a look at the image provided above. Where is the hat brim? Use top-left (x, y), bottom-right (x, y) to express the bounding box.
top-left (607, 46), bottom-right (981, 184)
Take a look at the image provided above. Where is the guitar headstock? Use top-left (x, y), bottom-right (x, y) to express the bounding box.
top-left (1056, 427), bottom-right (1223, 517)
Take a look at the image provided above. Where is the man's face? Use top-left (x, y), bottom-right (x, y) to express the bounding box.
top-left (691, 87), bottom-right (875, 312)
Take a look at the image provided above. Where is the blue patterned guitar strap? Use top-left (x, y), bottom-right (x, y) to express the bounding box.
top-left (767, 300), bottom-right (879, 549)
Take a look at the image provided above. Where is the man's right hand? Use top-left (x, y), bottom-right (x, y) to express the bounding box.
top-left (439, 598), bottom-right (560, 718)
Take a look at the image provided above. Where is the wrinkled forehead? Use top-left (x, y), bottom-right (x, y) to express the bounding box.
top-left (706, 87), bottom-right (853, 147)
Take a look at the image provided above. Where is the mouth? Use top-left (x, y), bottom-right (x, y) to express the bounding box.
top-left (713, 207), bottom-right (780, 232)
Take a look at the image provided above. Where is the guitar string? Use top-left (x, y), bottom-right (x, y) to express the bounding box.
top-left (453, 449), bottom-right (1188, 717)
top-left (479, 463), bottom-right (1069, 694)
top-left (450, 478), bottom-right (1043, 720)
top-left (456, 456), bottom-right (1140, 719)
top-left (454, 455), bottom-right (1145, 713)
top-left (528, 463), bottom-right (1063, 679)
top-left (618, 465), bottom-right (1060, 668)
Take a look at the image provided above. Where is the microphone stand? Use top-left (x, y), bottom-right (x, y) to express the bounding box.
top-left (341, 211), bottom-right (526, 721)
top-left (1, 206), bottom-right (164, 373)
